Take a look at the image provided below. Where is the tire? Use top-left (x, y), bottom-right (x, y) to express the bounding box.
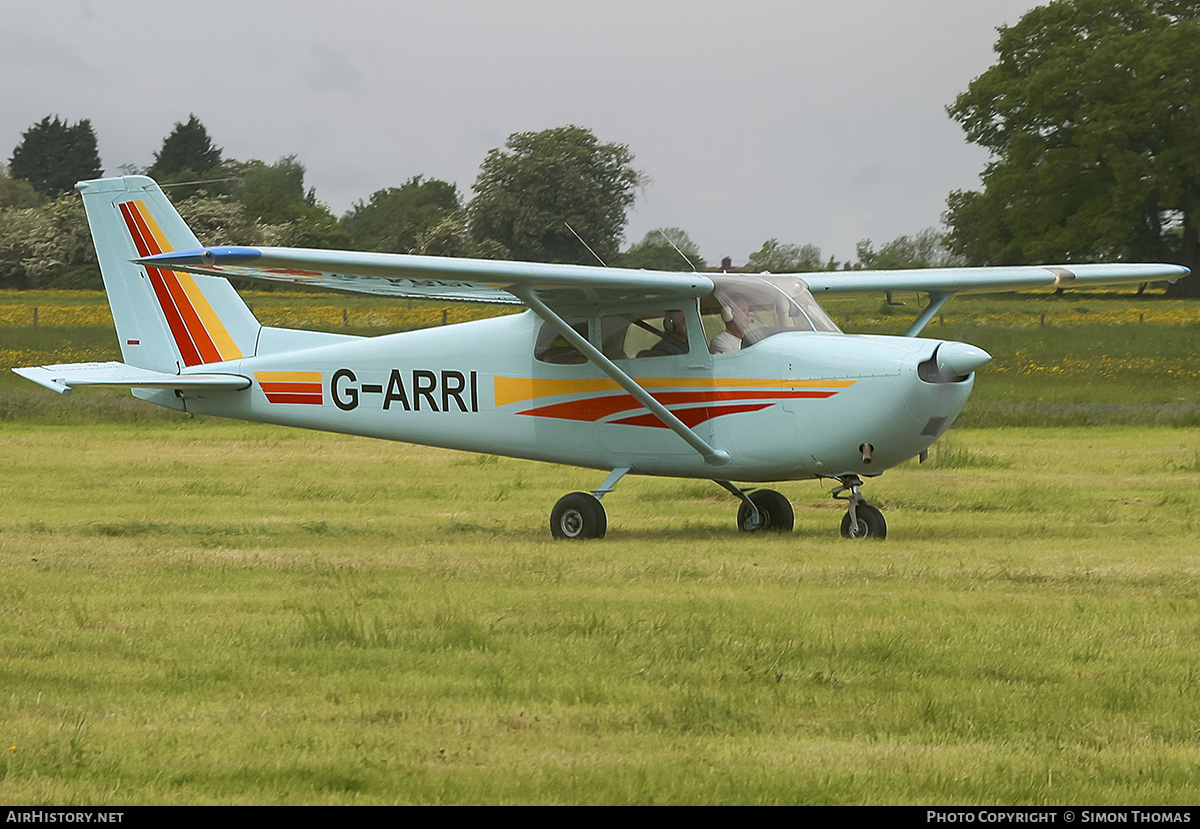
top-left (840, 502), bottom-right (887, 539)
top-left (550, 492), bottom-right (607, 539)
top-left (736, 489), bottom-right (795, 532)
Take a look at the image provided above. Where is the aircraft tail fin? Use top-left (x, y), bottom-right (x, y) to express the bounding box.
top-left (78, 176), bottom-right (260, 373)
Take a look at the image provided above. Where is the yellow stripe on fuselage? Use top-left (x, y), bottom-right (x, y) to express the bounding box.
top-left (493, 376), bottom-right (857, 407)
top-left (255, 371), bottom-right (323, 383)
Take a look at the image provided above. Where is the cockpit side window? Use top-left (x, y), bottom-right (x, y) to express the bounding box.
top-left (534, 317), bottom-right (589, 364)
top-left (601, 309), bottom-right (692, 360)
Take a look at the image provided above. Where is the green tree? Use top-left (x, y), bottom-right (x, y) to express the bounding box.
top-left (0, 197), bottom-right (97, 289)
top-left (176, 194), bottom-right (254, 247)
top-left (620, 228), bottom-right (705, 271)
top-left (343, 176), bottom-right (462, 253)
top-left (9, 116), bottom-right (103, 197)
top-left (468, 126), bottom-right (645, 264)
top-left (0, 165), bottom-right (46, 209)
top-left (747, 239), bottom-right (825, 273)
top-left (234, 156), bottom-right (311, 223)
top-left (856, 228), bottom-right (962, 269)
top-left (944, 0), bottom-right (1200, 296)
top-left (416, 216), bottom-right (510, 259)
top-left (147, 115), bottom-right (225, 196)
top-left (232, 157), bottom-right (346, 248)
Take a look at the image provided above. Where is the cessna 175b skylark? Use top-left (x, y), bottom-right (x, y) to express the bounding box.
top-left (13, 176), bottom-right (1190, 539)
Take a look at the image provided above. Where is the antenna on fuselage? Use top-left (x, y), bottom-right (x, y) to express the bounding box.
top-left (159, 177), bottom-right (242, 189)
top-left (564, 221), bottom-right (607, 267)
top-left (656, 228), bottom-right (698, 273)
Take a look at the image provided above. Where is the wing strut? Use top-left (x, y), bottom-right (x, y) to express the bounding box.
top-left (515, 288), bottom-right (731, 467)
top-left (903, 292), bottom-right (954, 338)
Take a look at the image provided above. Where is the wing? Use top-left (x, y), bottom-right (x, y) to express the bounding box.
top-left (801, 263), bottom-right (1189, 295)
top-left (793, 261), bottom-right (1189, 337)
top-left (137, 246), bottom-right (713, 308)
top-left (139, 246), bottom-right (1187, 306)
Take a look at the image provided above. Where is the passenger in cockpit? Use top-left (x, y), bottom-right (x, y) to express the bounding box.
top-left (711, 297), bottom-right (750, 353)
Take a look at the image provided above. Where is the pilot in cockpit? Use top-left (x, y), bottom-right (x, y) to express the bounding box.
top-left (645, 309), bottom-right (689, 356)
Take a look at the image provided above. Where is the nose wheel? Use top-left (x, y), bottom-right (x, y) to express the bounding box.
top-left (832, 476), bottom-right (887, 539)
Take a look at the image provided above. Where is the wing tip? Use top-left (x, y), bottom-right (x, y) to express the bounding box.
top-left (135, 246), bottom-right (263, 268)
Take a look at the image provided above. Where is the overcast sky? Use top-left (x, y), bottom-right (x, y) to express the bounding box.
top-left (3, 0), bottom-right (1045, 264)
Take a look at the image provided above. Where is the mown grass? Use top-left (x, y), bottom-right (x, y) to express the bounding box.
top-left (1, 423), bottom-right (1198, 805)
top-left (1, 286), bottom-right (1198, 804)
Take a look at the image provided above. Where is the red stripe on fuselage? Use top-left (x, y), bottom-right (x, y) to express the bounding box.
top-left (612, 403), bottom-right (773, 428)
top-left (263, 393), bottom-right (324, 405)
top-left (517, 388), bottom-right (836, 423)
top-left (259, 382), bottom-right (324, 395)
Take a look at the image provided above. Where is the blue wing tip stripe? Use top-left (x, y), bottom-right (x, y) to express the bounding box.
top-left (136, 247), bottom-right (263, 267)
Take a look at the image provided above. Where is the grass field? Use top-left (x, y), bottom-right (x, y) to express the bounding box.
top-left (1, 288), bottom-right (1198, 804)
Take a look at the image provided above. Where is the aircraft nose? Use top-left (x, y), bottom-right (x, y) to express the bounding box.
top-left (936, 342), bottom-right (991, 377)
top-left (917, 342), bottom-right (992, 383)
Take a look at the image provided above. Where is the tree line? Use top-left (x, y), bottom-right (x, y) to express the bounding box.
top-left (0, 116), bottom-right (967, 291)
top-left (3, 0), bottom-right (1195, 295)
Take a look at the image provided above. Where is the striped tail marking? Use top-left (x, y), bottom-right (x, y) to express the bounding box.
top-left (118, 200), bottom-right (243, 366)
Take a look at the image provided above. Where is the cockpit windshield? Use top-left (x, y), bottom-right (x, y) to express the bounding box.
top-left (701, 274), bottom-right (841, 353)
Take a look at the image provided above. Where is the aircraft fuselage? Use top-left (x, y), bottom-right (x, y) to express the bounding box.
top-left (166, 311), bottom-right (975, 482)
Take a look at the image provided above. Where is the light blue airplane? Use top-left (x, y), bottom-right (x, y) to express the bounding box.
top-left (13, 177), bottom-right (1190, 539)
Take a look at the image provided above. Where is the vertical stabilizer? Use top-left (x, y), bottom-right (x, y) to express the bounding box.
top-left (77, 176), bottom-right (260, 372)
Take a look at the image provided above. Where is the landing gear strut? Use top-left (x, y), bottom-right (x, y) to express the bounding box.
top-left (715, 481), bottom-right (795, 532)
top-left (832, 475), bottom-right (887, 539)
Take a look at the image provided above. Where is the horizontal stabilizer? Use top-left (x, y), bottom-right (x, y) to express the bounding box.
top-left (12, 361), bottom-right (250, 396)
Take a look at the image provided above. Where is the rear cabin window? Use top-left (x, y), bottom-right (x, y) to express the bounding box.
top-left (600, 310), bottom-right (691, 360)
top-left (534, 317), bottom-right (588, 364)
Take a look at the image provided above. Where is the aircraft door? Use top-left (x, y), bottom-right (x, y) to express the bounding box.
top-left (596, 307), bottom-right (710, 471)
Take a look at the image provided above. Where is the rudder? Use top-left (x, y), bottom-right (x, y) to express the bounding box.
top-left (78, 176), bottom-right (260, 372)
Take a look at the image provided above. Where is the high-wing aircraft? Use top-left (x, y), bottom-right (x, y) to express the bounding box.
top-left (13, 176), bottom-right (1190, 539)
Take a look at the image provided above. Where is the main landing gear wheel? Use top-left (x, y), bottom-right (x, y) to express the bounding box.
top-left (840, 502), bottom-right (887, 539)
top-left (550, 492), bottom-right (607, 540)
top-left (736, 489), bottom-right (795, 532)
